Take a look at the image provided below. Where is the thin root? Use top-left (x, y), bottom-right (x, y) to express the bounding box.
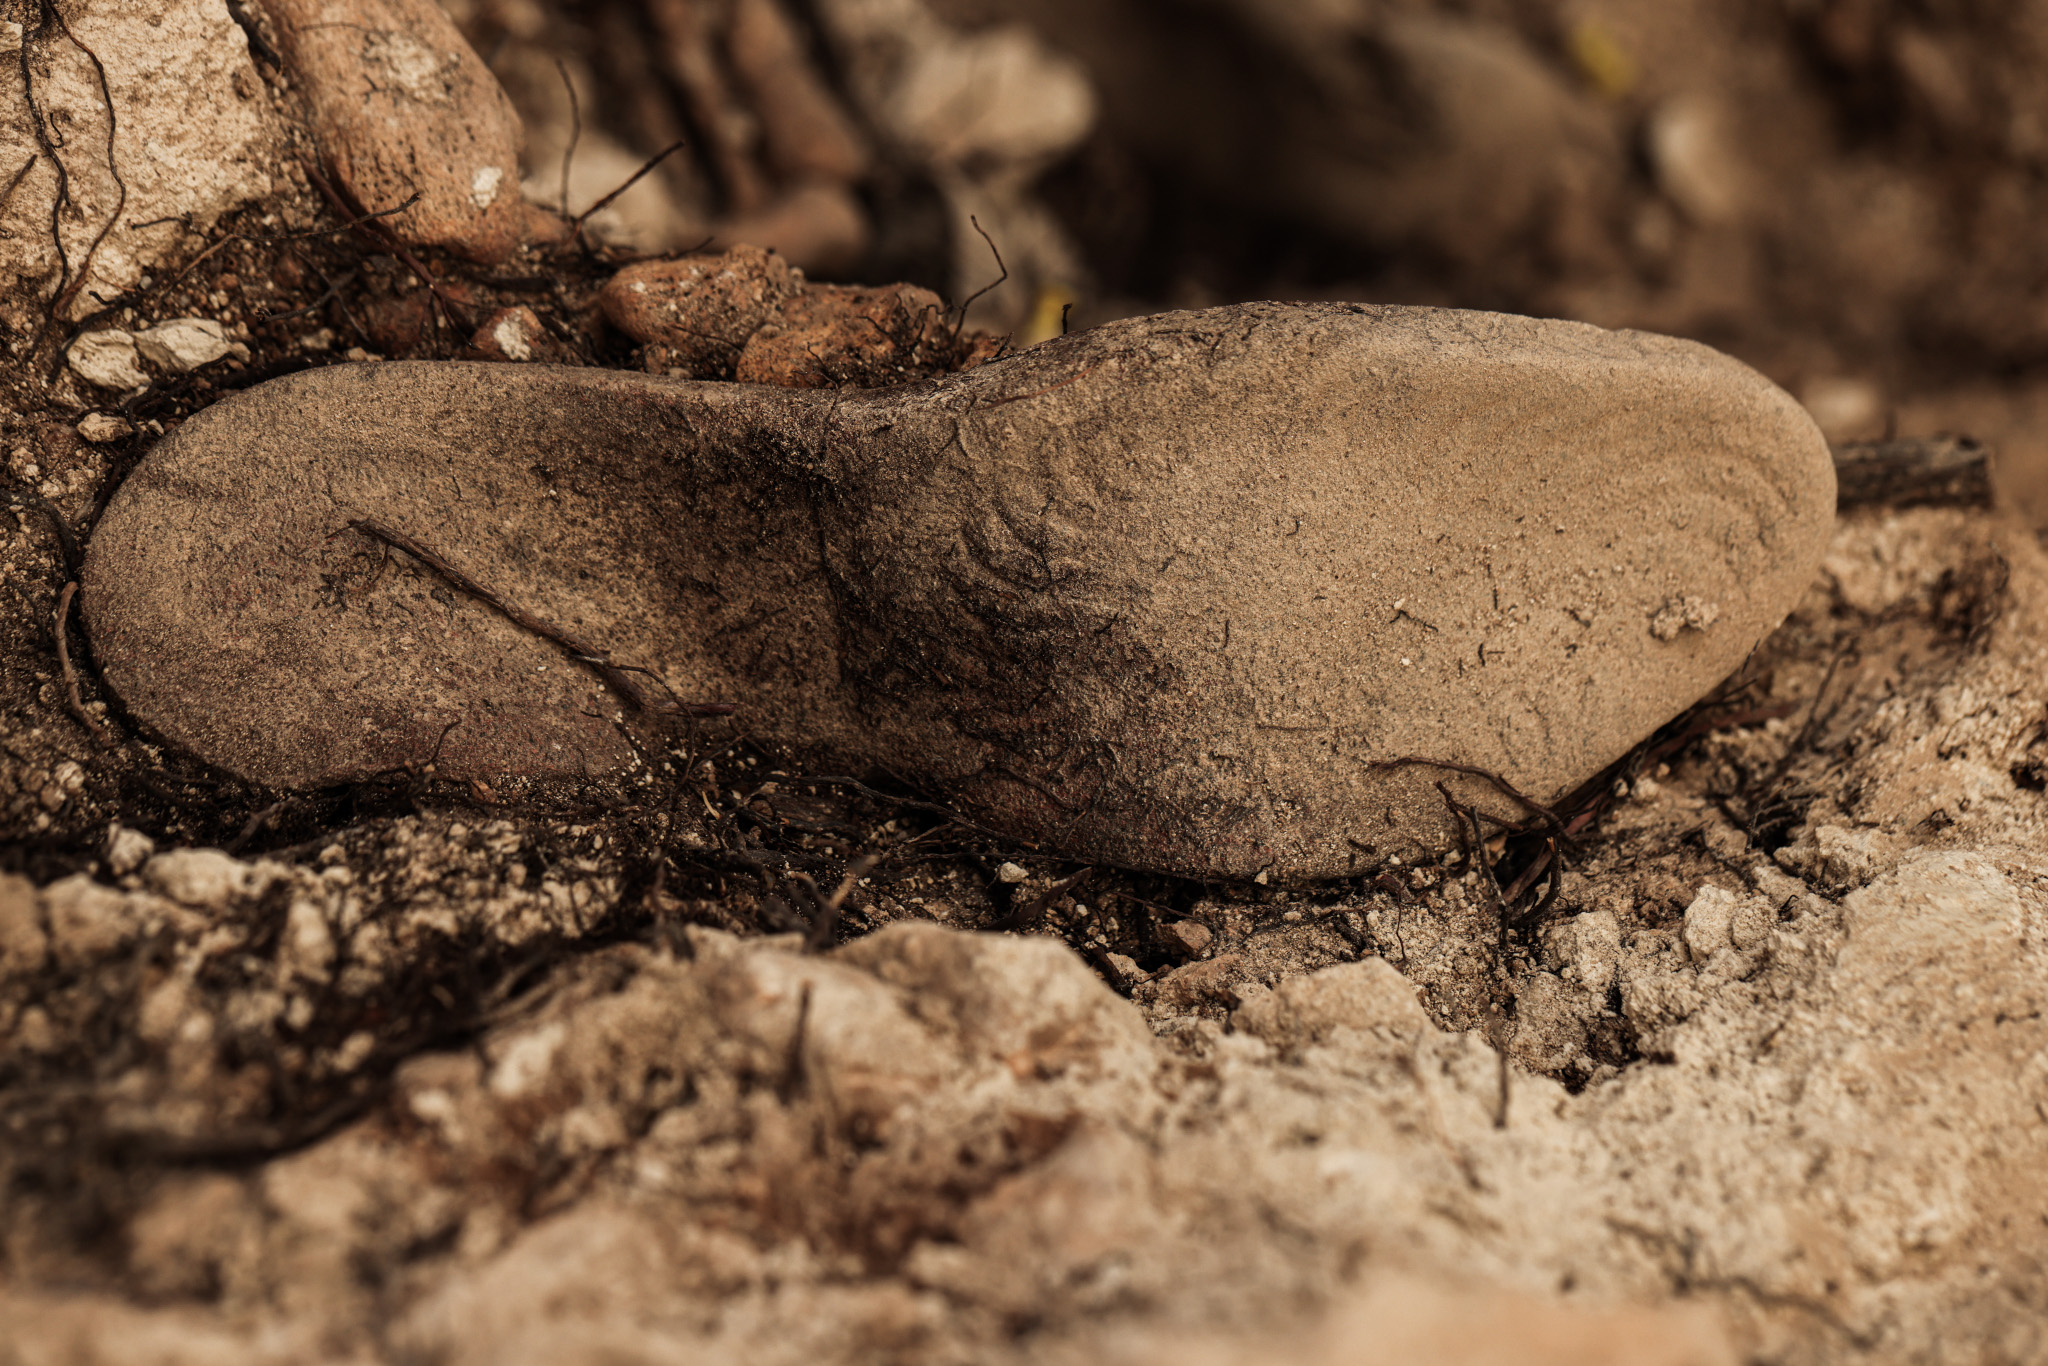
top-left (54, 580), bottom-right (114, 746)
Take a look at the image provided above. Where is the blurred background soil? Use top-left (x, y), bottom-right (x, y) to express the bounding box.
top-left (446, 0), bottom-right (2048, 521)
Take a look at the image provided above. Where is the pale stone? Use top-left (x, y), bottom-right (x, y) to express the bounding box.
top-left (0, 0), bottom-right (281, 331)
top-left (104, 824), bottom-right (155, 876)
top-left (1682, 885), bottom-right (1740, 961)
top-left (134, 318), bottom-right (232, 372)
top-left (143, 848), bottom-right (249, 908)
top-left (76, 412), bottom-right (133, 443)
top-left (68, 330), bottom-right (147, 390)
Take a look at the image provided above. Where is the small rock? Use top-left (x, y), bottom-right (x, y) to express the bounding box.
top-left (105, 824), bottom-right (156, 876)
top-left (603, 246), bottom-right (991, 388)
top-left (281, 896), bottom-right (336, 983)
top-left (0, 872), bottom-right (49, 978)
top-left (996, 862), bottom-right (1029, 884)
top-left (36, 760), bottom-right (84, 813)
top-left (76, 412), bottom-right (133, 444)
top-left (135, 318), bottom-right (233, 372)
top-left (1776, 822), bottom-right (1897, 891)
top-left (135, 974), bottom-right (199, 1048)
top-left (1679, 884), bottom-right (1775, 964)
top-left (1164, 920), bottom-right (1214, 956)
top-left (469, 305), bottom-right (545, 362)
top-left (489, 1019), bottom-right (567, 1099)
top-left (1650, 595), bottom-right (1721, 641)
top-left (1681, 885), bottom-right (1740, 961)
top-left (12, 1006), bottom-right (56, 1054)
top-left (1103, 950), bottom-right (1145, 983)
top-left (144, 848), bottom-right (250, 908)
top-left (68, 330), bottom-right (148, 390)
top-left (42, 874), bottom-right (136, 968)
top-left (1701, 816), bottom-right (1749, 861)
top-left (731, 279), bottom-right (957, 388)
top-left (1647, 94), bottom-right (1749, 225)
top-left (265, 0), bottom-right (536, 262)
top-left (1508, 970), bottom-right (1599, 1072)
top-left (601, 245), bottom-right (800, 375)
top-left (1152, 953), bottom-right (1244, 1009)
top-left (1547, 909), bottom-right (1621, 992)
top-left (1620, 965), bottom-right (1706, 1032)
top-left (1801, 376), bottom-right (1884, 443)
top-left (1811, 824), bottom-right (1893, 888)
top-left (1232, 958), bottom-right (1434, 1051)
top-left (1728, 897), bottom-right (1772, 953)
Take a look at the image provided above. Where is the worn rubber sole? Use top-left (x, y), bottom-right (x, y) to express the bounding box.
top-left (83, 303), bottom-right (1835, 878)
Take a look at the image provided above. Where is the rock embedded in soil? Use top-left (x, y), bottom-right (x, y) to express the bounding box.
top-left (264, 0), bottom-right (540, 262)
top-left (467, 305), bottom-right (551, 363)
top-left (75, 412), bottom-right (132, 444)
top-left (0, 0), bottom-right (282, 332)
top-left (600, 244), bottom-right (993, 385)
top-left (82, 302), bottom-right (1833, 878)
top-left (134, 318), bottom-right (236, 373)
top-left (66, 330), bottom-right (148, 391)
top-left (600, 245), bottom-right (802, 374)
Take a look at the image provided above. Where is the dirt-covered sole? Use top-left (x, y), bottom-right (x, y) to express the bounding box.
top-left (83, 302), bottom-right (1834, 877)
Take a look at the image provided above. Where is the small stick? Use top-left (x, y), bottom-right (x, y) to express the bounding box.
top-left (949, 214), bottom-right (1008, 338)
top-left (554, 56), bottom-right (582, 217)
top-left (1499, 839), bottom-right (1552, 905)
top-left (342, 518), bottom-right (731, 717)
top-left (571, 139), bottom-right (689, 243)
top-left (226, 797), bottom-right (291, 855)
top-left (258, 264), bottom-right (355, 324)
top-left (53, 581), bottom-right (113, 746)
top-left (300, 161), bottom-right (471, 334)
top-left (800, 853), bottom-right (879, 953)
top-left (1371, 755), bottom-right (1571, 843)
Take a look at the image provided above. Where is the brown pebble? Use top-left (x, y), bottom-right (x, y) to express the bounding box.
top-left (264, 0), bottom-right (532, 263)
top-left (1155, 955), bottom-right (1247, 1009)
top-left (600, 246), bottom-right (799, 377)
top-left (604, 246), bottom-right (990, 388)
top-left (468, 306), bottom-right (551, 363)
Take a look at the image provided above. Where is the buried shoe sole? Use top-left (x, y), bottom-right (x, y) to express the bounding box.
top-left (82, 302), bottom-right (1834, 878)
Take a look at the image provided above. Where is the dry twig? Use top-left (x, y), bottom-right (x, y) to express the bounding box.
top-left (53, 581), bottom-right (113, 746)
top-left (342, 518), bottom-right (732, 719)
